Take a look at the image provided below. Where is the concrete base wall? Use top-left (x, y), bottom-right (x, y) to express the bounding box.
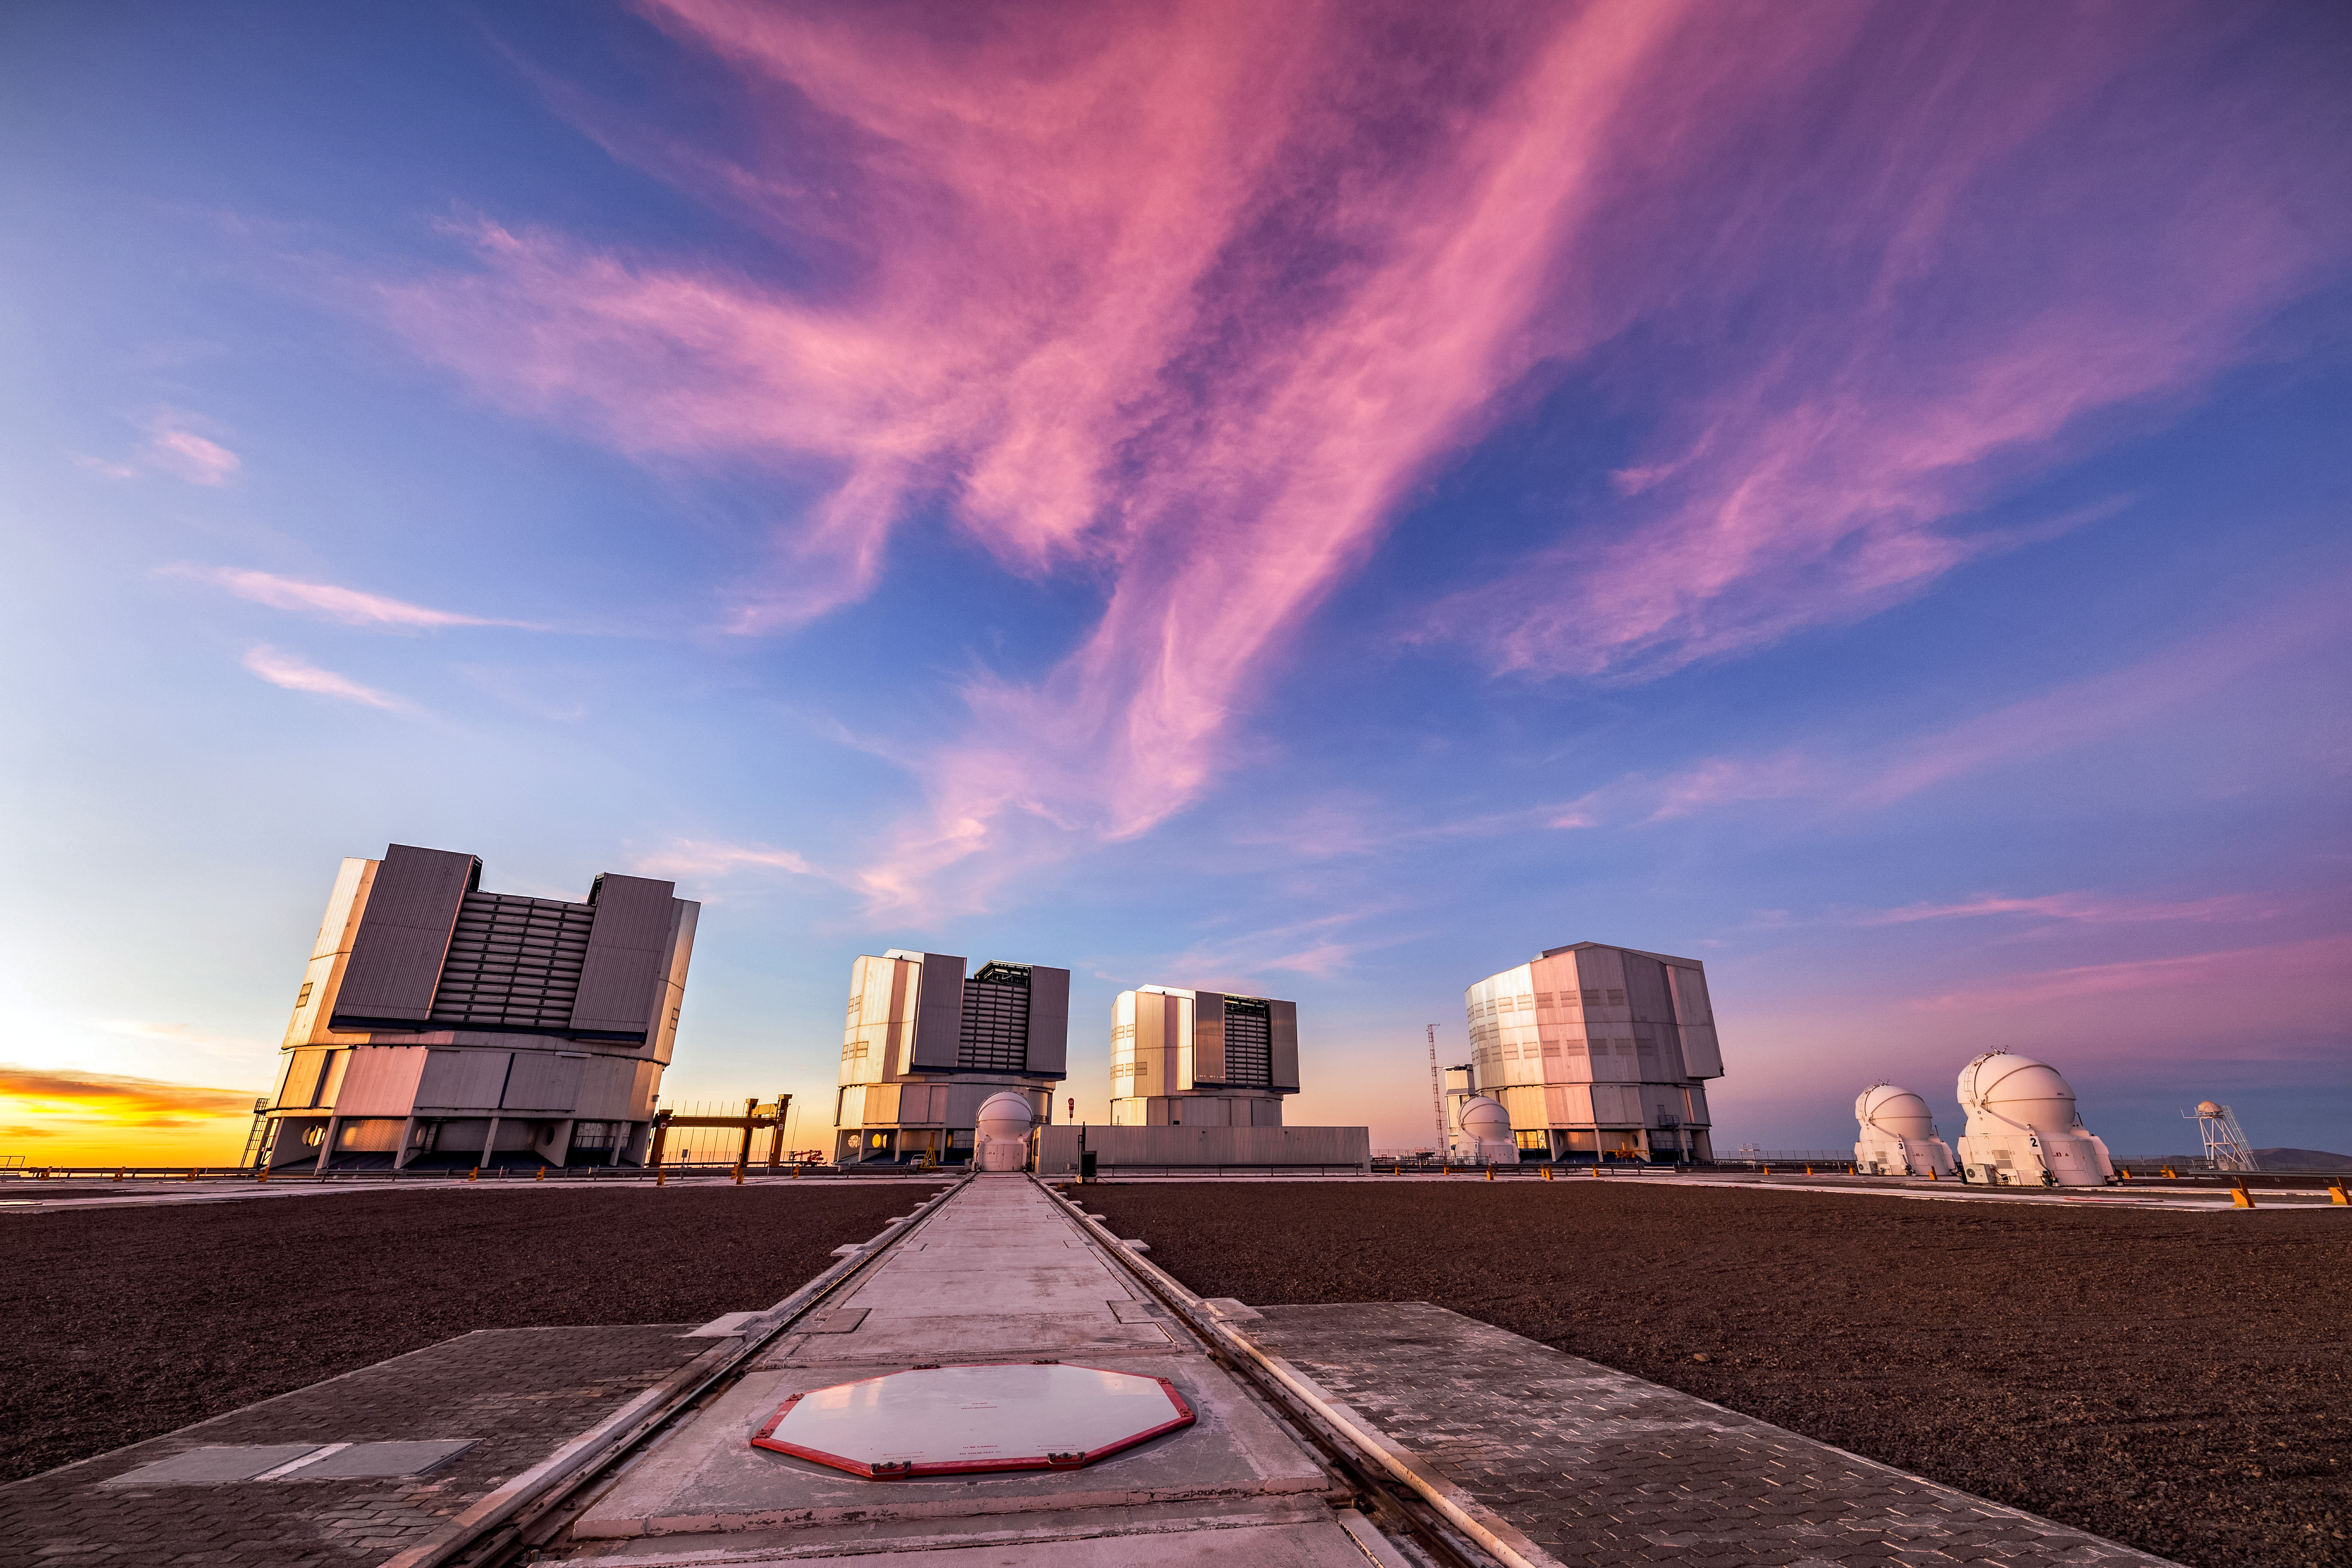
top-left (1038, 1124), bottom-right (1367, 1171)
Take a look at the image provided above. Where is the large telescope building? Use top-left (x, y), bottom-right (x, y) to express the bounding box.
top-left (833, 950), bottom-right (1069, 1165)
top-left (1458, 940), bottom-right (1724, 1162)
top-left (1109, 986), bottom-right (1299, 1127)
top-left (260, 843), bottom-right (698, 1171)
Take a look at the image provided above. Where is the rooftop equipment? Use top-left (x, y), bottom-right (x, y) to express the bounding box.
top-left (1954, 1050), bottom-right (2115, 1187)
top-left (1853, 1083), bottom-right (1957, 1176)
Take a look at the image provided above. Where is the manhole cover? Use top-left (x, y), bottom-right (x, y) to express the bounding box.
top-left (752, 1362), bottom-right (1194, 1478)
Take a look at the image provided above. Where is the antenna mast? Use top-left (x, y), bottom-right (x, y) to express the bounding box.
top-left (1428, 1024), bottom-right (1445, 1153)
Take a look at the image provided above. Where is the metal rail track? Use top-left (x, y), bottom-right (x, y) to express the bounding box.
top-left (380, 1172), bottom-right (972, 1568)
top-left (1035, 1175), bottom-right (1553, 1568)
top-left (392, 1167), bottom-right (1541, 1568)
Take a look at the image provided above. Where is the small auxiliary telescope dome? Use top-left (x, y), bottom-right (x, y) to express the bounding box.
top-left (1455, 1093), bottom-right (1518, 1166)
top-left (2196, 1100), bottom-right (2223, 1118)
top-left (973, 1090), bottom-right (1036, 1173)
top-left (1852, 1082), bottom-right (1955, 1176)
top-left (1954, 1050), bottom-right (2114, 1188)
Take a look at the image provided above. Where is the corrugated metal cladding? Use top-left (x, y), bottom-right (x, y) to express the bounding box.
top-left (1037, 1124), bottom-right (1368, 1169)
top-left (570, 873), bottom-right (680, 1035)
top-left (958, 962), bottom-right (1031, 1071)
top-left (428, 892), bottom-right (596, 1032)
top-left (334, 844), bottom-right (478, 1023)
top-left (1220, 998), bottom-right (1273, 1088)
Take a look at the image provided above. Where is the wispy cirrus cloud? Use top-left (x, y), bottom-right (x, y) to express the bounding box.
top-left (1905, 934), bottom-right (2352, 1016)
top-left (631, 838), bottom-right (825, 882)
top-left (1538, 575), bottom-right (2349, 832)
top-left (1145, 906), bottom-right (1415, 988)
top-left (146, 424), bottom-right (242, 485)
top-left (170, 565), bottom-right (529, 630)
top-left (1856, 892), bottom-right (2269, 928)
top-left (75, 411), bottom-right (243, 485)
top-left (362, 1), bottom-right (2349, 916)
top-left (241, 646), bottom-right (412, 711)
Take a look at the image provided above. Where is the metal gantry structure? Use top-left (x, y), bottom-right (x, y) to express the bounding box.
top-left (2185, 1100), bottom-right (2260, 1172)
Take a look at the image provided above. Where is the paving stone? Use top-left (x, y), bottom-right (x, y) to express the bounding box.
top-left (0, 1325), bottom-right (707, 1568)
top-left (1245, 1302), bottom-right (2182, 1568)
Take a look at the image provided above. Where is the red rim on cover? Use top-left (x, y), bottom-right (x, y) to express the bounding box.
top-left (750, 1361), bottom-right (1196, 1479)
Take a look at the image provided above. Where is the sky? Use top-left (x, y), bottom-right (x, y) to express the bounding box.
top-left (2, 0), bottom-right (2348, 1167)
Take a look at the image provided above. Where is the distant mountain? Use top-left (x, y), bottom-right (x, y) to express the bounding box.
top-left (2255, 1147), bottom-right (2352, 1170)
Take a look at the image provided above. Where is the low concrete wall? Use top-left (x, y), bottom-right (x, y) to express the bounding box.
top-left (1038, 1124), bottom-right (1369, 1171)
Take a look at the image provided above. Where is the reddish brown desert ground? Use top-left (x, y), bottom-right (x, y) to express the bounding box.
top-left (1080, 1179), bottom-right (2350, 1568)
top-left (0, 1183), bottom-right (945, 1484)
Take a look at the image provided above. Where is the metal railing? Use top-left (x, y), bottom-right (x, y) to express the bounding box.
top-left (0, 1161), bottom-right (947, 1184)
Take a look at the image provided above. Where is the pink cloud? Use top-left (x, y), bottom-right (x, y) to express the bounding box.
top-left (147, 426), bottom-right (241, 485)
top-left (1429, 17), bottom-right (2351, 683)
top-left (361, 3), bottom-right (2348, 914)
top-left (171, 566), bottom-right (521, 630)
top-left (630, 838), bottom-right (824, 882)
top-left (1905, 934), bottom-right (2352, 1017)
top-left (1859, 891), bottom-right (2267, 927)
top-left (1540, 575), bottom-right (2349, 830)
top-left (74, 412), bottom-right (244, 485)
top-left (240, 646), bottom-right (411, 710)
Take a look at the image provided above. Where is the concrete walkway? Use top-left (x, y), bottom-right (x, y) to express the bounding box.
top-left (571, 1174), bottom-right (1370, 1565)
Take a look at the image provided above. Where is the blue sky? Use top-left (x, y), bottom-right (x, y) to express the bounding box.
top-left (3, 1), bottom-right (2347, 1161)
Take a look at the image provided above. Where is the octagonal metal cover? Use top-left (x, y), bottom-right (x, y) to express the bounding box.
top-left (751, 1361), bottom-right (1194, 1478)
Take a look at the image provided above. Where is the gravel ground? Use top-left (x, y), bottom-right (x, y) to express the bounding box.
top-left (1078, 1179), bottom-right (2351, 1568)
top-left (0, 1182), bottom-right (945, 1483)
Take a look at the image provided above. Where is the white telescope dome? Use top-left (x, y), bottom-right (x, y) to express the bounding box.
top-left (1458, 1095), bottom-right (1512, 1143)
top-left (1954, 1050), bottom-right (2113, 1188)
top-left (1957, 1051), bottom-right (2079, 1133)
top-left (974, 1091), bottom-right (1036, 1143)
top-left (1855, 1083), bottom-right (1936, 1139)
top-left (1853, 1081), bottom-right (1956, 1176)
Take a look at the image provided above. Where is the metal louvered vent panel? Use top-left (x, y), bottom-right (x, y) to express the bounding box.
top-left (428, 892), bottom-right (596, 1032)
top-left (1222, 1001), bottom-right (1272, 1088)
top-left (958, 976), bottom-right (1030, 1072)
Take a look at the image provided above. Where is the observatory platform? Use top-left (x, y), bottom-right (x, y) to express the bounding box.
top-left (570, 1175), bottom-right (1344, 1558)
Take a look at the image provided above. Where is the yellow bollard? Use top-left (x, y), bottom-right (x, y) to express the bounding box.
top-left (1590, 1164), bottom-right (1602, 1177)
top-left (1927, 1168), bottom-right (1938, 1181)
top-left (535, 1165), bottom-right (545, 1182)
top-left (2163, 1167), bottom-right (2177, 1179)
top-left (793, 1162), bottom-right (802, 1179)
top-left (1485, 1164), bottom-right (1494, 1182)
top-left (186, 1168), bottom-right (197, 1182)
top-left (114, 1167), bottom-right (126, 1182)
top-left (257, 1167), bottom-right (268, 1182)
top-left (2328, 1184), bottom-right (2348, 1205)
top-left (1804, 1165), bottom-right (1813, 1176)
top-left (1544, 1164), bottom-right (1554, 1181)
top-left (2231, 1187), bottom-right (2256, 1209)
top-left (656, 1166), bottom-right (666, 1186)
top-left (1441, 1163), bottom-right (1449, 1176)
top-left (469, 1166), bottom-right (479, 1182)
top-left (734, 1164), bottom-right (745, 1185)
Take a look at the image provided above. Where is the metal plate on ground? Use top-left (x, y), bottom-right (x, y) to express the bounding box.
top-left (102, 1445), bottom-right (329, 1485)
top-left (278, 1439), bottom-right (475, 1479)
top-left (753, 1361), bottom-right (1194, 1478)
